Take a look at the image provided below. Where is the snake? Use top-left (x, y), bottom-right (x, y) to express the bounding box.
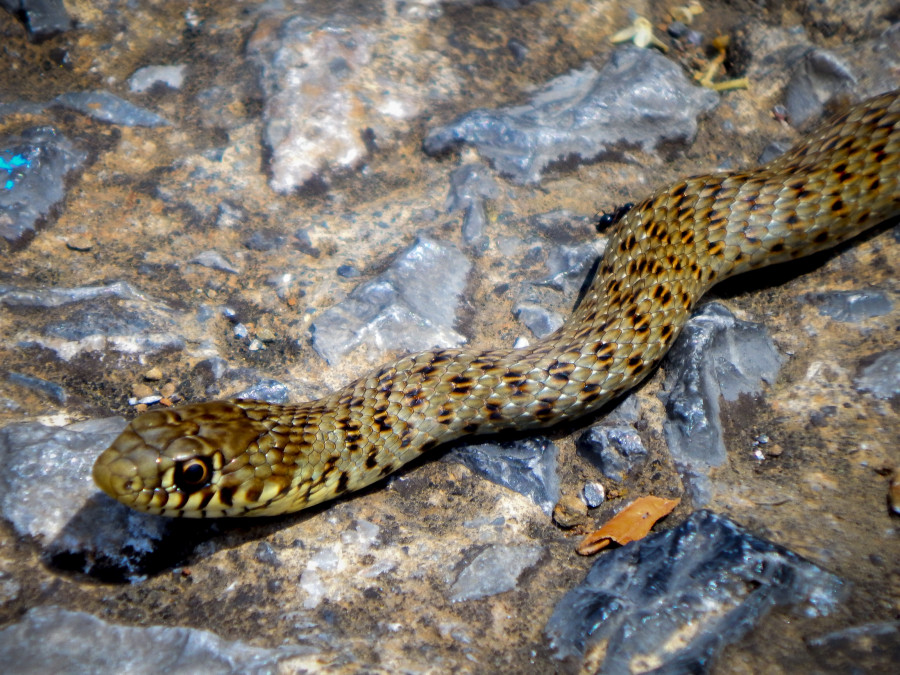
top-left (93, 90), bottom-right (899, 518)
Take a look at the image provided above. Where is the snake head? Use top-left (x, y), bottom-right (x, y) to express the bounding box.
top-left (93, 400), bottom-right (280, 517)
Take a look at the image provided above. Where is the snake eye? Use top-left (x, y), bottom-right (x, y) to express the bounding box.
top-left (174, 457), bottom-right (212, 493)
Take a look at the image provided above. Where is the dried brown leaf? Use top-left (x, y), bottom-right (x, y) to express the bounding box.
top-left (576, 496), bottom-right (680, 556)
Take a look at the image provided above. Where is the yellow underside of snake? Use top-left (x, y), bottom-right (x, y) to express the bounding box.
top-left (93, 90), bottom-right (900, 518)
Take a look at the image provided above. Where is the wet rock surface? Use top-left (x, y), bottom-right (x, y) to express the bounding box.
top-left (0, 2), bottom-right (897, 673)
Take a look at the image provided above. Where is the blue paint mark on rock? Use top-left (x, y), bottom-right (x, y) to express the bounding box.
top-left (0, 127), bottom-right (87, 249)
top-left (1, 153), bottom-right (33, 190)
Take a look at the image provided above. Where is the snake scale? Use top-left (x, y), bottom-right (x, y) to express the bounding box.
top-left (94, 90), bottom-right (899, 518)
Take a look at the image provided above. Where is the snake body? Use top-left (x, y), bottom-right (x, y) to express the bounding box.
top-left (94, 90), bottom-right (900, 517)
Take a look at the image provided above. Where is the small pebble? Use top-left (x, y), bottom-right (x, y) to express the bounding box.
top-left (553, 494), bottom-right (588, 529)
top-left (667, 21), bottom-right (688, 38)
top-left (144, 367), bottom-right (163, 381)
top-left (132, 383), bottom-right (154, 398)
top-left (160, 382), bottom-right (176, 397)
top-left (337, 264), bottom-right (360, 278)
top-left (685, 30), bottom-right (703, 46)
top-left (507, 38), bottom-right (528, 63)
top-left (65, 234), bottom-right (94, 251)
top-left (582, 482), bottom-right (606, 508)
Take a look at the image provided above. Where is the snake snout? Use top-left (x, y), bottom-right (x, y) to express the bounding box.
top-left (92, 425), bottom-right (167, 506)
top-left (92, 444), bottom-right (137, 503)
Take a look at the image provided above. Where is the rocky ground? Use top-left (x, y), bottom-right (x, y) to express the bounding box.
top-left (0, 1), bottom-right (898, 673)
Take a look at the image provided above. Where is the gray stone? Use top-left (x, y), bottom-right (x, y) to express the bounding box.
top-left (807, 621), bottom-right (900, 673)
top-left (129, 64), bottom-right (187, 92)
top-left (1, 281), bottom-right (183, 360)
top-left (0, 606), bottom-right (308, 674)
top-left (446, 436), bottom-right (559, 515)
top-left (0, 0), bottom-right (71, 41)
top-left (513, 238), bottom-right (603, 339)
top-left (784, 48), bottom-right (857, 127)
top-left (0, 418), bottom-right (179, 580)
top-left (535, 241), bottom-right (604, 294)
top-left (0, 100), bottom-right (47, 120)
top-left (445, 163), bottom-right (500, 213)
top-left (233, 378), bottom-right (290, 404)
top-left (310, 235), bottom-right (471, 364)
top-left (243, 228), bottom-right (288, 251)
top-left (804, 289), bottom-right (893, 322)
top-left (854, 349), bottom-right (900, 400)
top-left (513, 301), bottom-right (564, 339)
top-left (424, 47), bottom-right (718, 184)
top-left (247, 13), bottom-right (434, 192)
top-left (546, 510), bottom-right (844, 672)
top-left (659, 303), bottom-right (784, 504)
top-left (0, 126), bottom-right (87, 248)
top-left (445, 163), bottom-right (501, 248)
top-left (4, 371), bottom-right (68, 404)
top-left (450, 544), bottom-right (543, 602)
top-left (191, 250), bottom-right (242, 274)
top-left (54, 91), bottom-right (170, 127)
top-left (0, 280), bottom-right (145, 308)
top-left (605, 393), bottom-right (641, 425)
top-left (576, 424), bottom-right (648, 483)
top-left (581, 482), bottom-right (605, 508)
